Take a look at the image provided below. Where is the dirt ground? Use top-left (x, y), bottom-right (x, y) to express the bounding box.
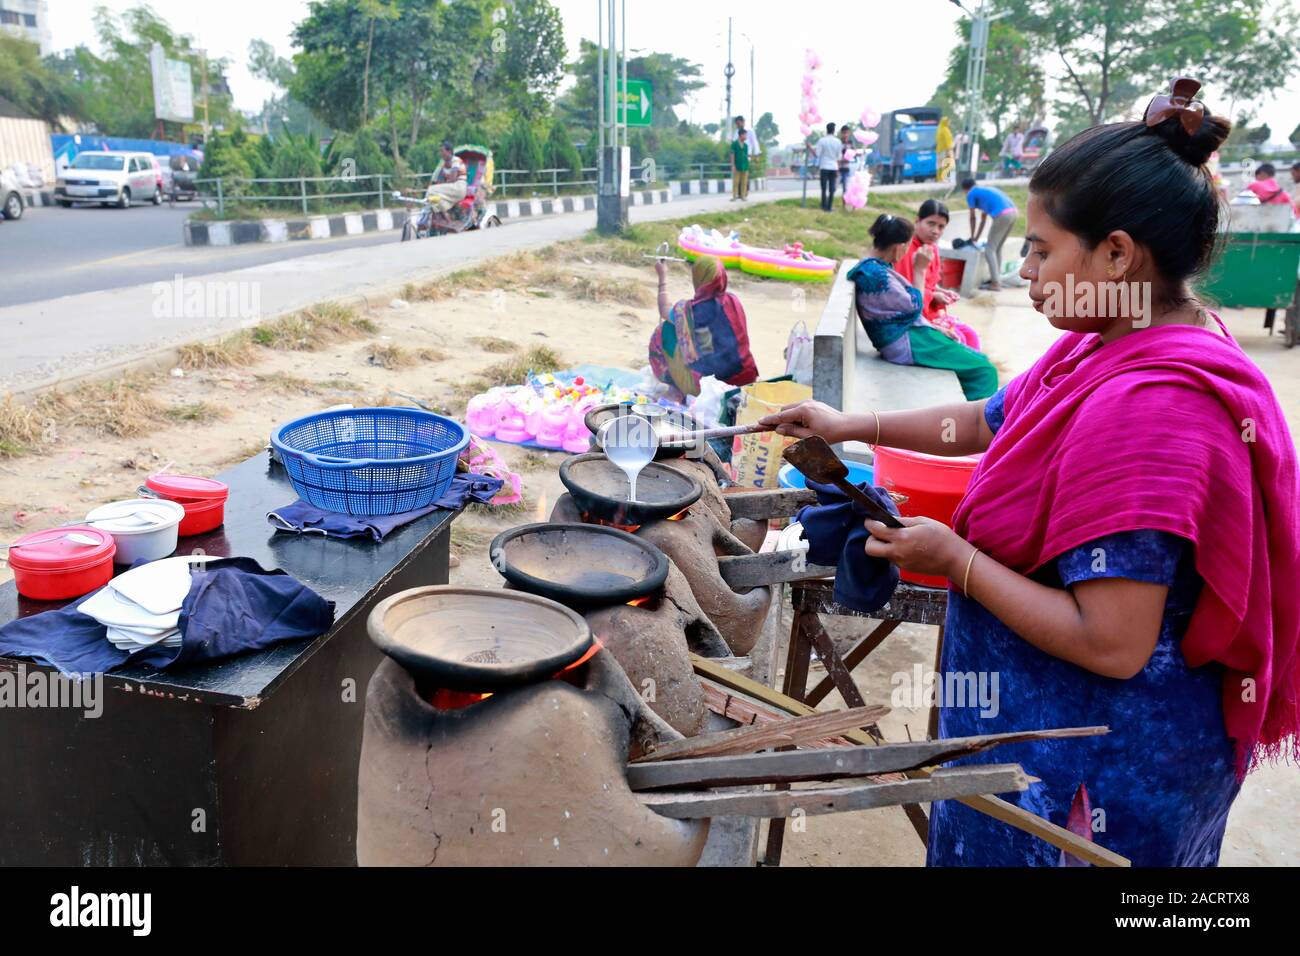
top-left (1, 243), bottom-right (1296, 866)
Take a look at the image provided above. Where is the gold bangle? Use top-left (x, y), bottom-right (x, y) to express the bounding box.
top-left (961, 547), bottom-right (979, 597)
top-left (871, 410), bottom-right (882, 446)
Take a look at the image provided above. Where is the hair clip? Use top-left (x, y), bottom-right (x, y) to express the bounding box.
top-left (1144, 77), bottom-right (1205, 136)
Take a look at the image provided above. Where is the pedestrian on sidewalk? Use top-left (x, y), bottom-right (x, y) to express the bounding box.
top-left (962, 178), bottom-right (1018, 291)
top-left (838, 125), bottom-right (853, 208)
top-left (730, 129), bottom-right (751, 201)
top-left (889, 136), bottom-right (907, 185)
top-left (814, 122), bottom-right (841, 212)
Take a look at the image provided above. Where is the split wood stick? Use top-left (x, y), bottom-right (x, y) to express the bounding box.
top-left (633, 703), bottom-right (891, 763)
top-left (690, 654), bottom-right (1131, 867)
top-left (627, 726), bottom-right (1107, 791)
top-left (639, 764), bottom-right (1029, 819)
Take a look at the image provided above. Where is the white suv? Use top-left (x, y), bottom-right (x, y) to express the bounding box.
top-left (55, 151), bottom-right (164, 208)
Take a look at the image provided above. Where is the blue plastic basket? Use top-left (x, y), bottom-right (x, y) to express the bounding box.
top-left (272, 407), bottom-right (469, 516)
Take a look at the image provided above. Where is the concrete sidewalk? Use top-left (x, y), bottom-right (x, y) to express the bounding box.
top-left (0, 188), bottom-right (795, 394)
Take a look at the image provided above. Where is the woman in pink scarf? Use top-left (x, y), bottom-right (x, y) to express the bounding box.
top-left (762, 78), bottom-right (1300, 866)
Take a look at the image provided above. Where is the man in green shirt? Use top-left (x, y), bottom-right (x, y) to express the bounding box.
top-left (731, 129), bottom-right (751, 201)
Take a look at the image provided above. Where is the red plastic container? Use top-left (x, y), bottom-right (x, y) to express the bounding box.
top-left (6, 526), bottom-right (116, 600)
top-left (873, 446), bottom-right (981, 588)
top-left (939, 257), bottom-right (965, 291)
top-left (144, 473), bottom-right (230, 537)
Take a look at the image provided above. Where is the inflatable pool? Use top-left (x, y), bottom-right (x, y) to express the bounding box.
top-left (739, 243), bottom-right (835, 282)
top-left (677, 229), bottom-right (745, 269)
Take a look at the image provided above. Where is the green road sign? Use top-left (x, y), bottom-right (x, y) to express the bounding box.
top-left (617, 79), bottom-right (652, 127)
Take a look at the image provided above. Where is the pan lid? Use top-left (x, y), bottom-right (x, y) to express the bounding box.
top-left (5, 526), bottom-right (116, 572)
top-left (85, 498), bottom-right (185, 535)
top-left (145, 473), bottom-right (230, 501)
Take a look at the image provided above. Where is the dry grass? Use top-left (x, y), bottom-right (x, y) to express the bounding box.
top-left (481, 345), bottom-right (563, 389)
top-left (251, 302), bottom-right (377, 351)
top-left (176, 332), bottom-right (257, 370)
top-left (469, 336), bottom-right (518, 353)
top-left (35, 376), bottom-right (168, 438)
top-left (450, 523), bottom-right (496, 552)
top-left (0, 395), bottom-right (46, 457)
top-left (517, 451), bottom-right (552, 471)
top-left (366, 342), bottom-right (415, 370)
top-left (532, 267), bottom-right (652, 306)
top-left (164, 401), bottom-right (227, 424)
top-left (418, 347), bottom-right (448, 362)
top-left (254, 371), bottom-right (321, 394)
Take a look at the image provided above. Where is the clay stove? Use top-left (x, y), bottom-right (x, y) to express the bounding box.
top-left (553, 451), bottom-right (773, 656)
top-left (358, 585), bottom-right (708, 866)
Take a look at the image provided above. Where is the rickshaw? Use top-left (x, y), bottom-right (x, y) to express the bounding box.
top-left (1020, 126), bottom-right (1051, 175)
top-left (395, 144), bottom-right (501, 240)
top-left (1198, 203), bottom-right (1300, 347)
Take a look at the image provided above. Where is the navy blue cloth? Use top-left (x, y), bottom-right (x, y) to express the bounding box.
top-left (796, 479), bottom-right (901, 613)
top-left (927, 395), bottom-right (1240, 867)
top-left (0, 558), bottom-right (335, 676)
top-left (268, 472), bottom-right (503, 541)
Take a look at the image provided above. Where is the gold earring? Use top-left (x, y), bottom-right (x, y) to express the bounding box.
top-left (1106, 262), bottom-right (1117, 279)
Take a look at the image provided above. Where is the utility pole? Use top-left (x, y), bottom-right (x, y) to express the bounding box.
top-left (952, 0), bottom-right (1007, 179)
top-left (200, 50), bottom-right (210, 138)
top-left (596, 0), bottom-right (628, 234)
top-left (724, 18), bottom-right (734, 141)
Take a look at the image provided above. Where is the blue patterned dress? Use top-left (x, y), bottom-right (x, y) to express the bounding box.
top-left (926, 388), bottom-right (1241, 866)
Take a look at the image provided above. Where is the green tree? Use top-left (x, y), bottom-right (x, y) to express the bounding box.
top-left (58, 6), bottom-right (237, 138)
top-left (1003, 0), bottom-right (1300, 136)
top-left (494, 0), bottom-right (567, 114)
top-left (247, 39), bottom-right (329, 139)
top-left (556, 40), bottom-right (707, 136)
top-left (543, 120), bottom-right (583, 181)
top-left (500, 114), bottom-right (544, 174)
top-left (930, 19), bottom-right (1045, 147)
top-left (754, 112), bottom-right (780, 150)
top-left (0, 36), bottom-right (83, 126)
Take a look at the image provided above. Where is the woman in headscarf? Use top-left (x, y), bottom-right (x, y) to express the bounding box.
top-left (649, 255), bottom-right (758, 402)
top-left (850, 213), bottom-right (998, 400)
top-left (763, 78), bottom-right (1300, 866)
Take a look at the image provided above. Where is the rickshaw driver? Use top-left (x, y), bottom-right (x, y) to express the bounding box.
top-left (426, 142), bottom-right (467, 212)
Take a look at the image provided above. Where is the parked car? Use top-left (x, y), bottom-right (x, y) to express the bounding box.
top-left (0, 168), bottom-right (22, 221)
top-left (54, 151), bottom-right (164, 208)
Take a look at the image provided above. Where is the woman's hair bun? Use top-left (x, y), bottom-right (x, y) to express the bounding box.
top-left (1149, 111), bottom-right (1232, 166)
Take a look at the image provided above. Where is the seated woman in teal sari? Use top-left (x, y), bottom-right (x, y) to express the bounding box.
top-left (849, 214), bottom-right (998, 400)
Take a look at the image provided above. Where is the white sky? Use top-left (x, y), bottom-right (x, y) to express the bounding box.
top-left (46, 0), bottom-right (1300, 146)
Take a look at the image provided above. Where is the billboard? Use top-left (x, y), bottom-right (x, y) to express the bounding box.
top-left (150, 42), bottom-right (194, 124)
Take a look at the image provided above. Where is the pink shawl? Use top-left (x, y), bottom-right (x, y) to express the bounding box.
top-left (952, 319), bottom-right (1300, 776)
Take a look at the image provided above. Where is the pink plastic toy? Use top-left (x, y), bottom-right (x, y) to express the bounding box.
top-left (563, 397), bottom-right (601, 454)
top-left (534, 402), bottom-right (570, 450)
top-left (494, 390), bottom-right (533, 444)
top-left (466, 387), bottom-right (506, 438)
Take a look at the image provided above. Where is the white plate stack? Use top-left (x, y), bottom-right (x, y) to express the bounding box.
top-left (78, 555), bottom-right (218, 652)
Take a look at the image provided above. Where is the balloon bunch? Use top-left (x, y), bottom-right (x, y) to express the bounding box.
top-left (854, 105), bottom-right (881, 147)
top-left (798, 49), bottom-right (823, 139)
top-left (843, 169), bottom-right (871, 210)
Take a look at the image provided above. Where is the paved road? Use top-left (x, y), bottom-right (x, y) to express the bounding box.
top-left (0, 201), bottom-right (420, 308)
top-left (0, 185), bottom-right (804, 392)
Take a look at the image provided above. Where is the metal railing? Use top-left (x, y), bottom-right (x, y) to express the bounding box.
top-left (193, 161), bottom-right (751, 217)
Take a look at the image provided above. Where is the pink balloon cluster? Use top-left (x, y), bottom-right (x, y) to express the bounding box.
top-left (854, 105), bottom-right (880, 146)
top-left (798, 48), bottom-right (823, 138)
top-left (843, 169), bottom-right (871, 210)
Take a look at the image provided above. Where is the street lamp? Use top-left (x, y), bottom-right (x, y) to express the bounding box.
top-left (739, 31), bottom-right (755, 140)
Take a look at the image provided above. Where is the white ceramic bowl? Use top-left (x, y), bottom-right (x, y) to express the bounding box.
top-left (84, 498), bottom-right (185, 565)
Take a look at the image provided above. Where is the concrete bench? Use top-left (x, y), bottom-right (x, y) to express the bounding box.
top-left (938, 244), bottom-right (986, 298)
top-left (813, 261), bottom-right (966, 456)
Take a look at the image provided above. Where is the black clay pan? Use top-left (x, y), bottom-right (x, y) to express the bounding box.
top-left (558, 452), bottom-right (702, 526)
top-left (489, 522), bottom-right (669, 610)
top-left (584, 403), bottom-right (701, 459)
top-left (367, 586), bottom-right (593, 691)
